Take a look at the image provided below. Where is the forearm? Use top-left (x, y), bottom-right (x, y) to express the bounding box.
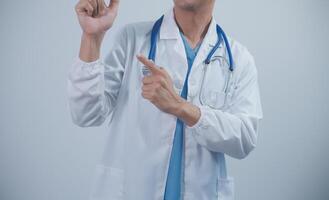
top-left (170, 99), bottom-right (260, 158)
top-left (79, 33), bottom-right (105, 62)
top-left (68, 26), bottom-right (128, 127)
top-left (186, 105), bottom-right (261, 158)
top-left (67, 56), bottom-right (110, 127)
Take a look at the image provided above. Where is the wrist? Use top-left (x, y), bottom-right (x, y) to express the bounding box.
top-left (79, 32), bottom-right (105, 62)
top-left (172, 101), bottom-right (201, 127)
top-left (82, 32), bottom-right (105, 45)
top-left (171, 100), bottom-right (188, 118)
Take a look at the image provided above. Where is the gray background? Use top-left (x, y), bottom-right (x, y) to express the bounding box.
top-left (0, 0), bottom-right (328, 199)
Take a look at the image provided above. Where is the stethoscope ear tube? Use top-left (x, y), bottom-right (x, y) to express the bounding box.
top-left (205, 24), bottom-right (234, 72)
top-left (148, 15), bottom-right (234, 72)
top-left (204, 28), bottom-right (223, 65)
top-left (204, 25), bottom-right (234, 73)
top-left (216, 25), bottom-right (234, 72)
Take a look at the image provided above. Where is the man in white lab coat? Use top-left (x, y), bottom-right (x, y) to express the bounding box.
top-left (68, 0), bottom-right (263, 199)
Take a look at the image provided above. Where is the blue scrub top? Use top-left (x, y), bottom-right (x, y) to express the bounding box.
top-left (163, 32), bottom-right (202, 200)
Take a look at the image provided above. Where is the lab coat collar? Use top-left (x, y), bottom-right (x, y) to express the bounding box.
top-left (159, 8), bottom-right (221, 48)
top-left (159, 8), bottom-right (180, 40)
top-left (159, 8), bottom-right (224, 69)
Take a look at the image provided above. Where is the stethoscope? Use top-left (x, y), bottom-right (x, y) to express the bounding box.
top-left (147, 15), bottom-right (235, 109)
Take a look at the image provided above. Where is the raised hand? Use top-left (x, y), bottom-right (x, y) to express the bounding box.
top-left (75, 0), bottom-right (120, 36)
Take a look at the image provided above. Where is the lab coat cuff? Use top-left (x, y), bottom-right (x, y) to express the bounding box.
top-left (185, 105), bottom-right (210, 132)
top-left (75, 57), bottom-right (101, 67)
top-left (72, 57), bottom-right (103, 74)
top-left (185, 105), bottom-right (212, 147)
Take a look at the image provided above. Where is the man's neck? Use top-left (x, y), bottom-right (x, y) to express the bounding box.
top-left (173, 5), bottom-right (214, 49)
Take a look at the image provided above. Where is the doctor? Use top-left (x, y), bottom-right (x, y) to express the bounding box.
top-left (68, 0), bottom-right (263, 199)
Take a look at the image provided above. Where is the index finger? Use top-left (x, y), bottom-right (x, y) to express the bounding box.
top-left (98, 0), bottom-right (105, 13)
top-left (136, 54), bottom-right (162, 74)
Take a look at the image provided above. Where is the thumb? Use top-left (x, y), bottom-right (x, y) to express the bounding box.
top-left (159, 66), bottom-right (171, 80)
top-left (108, 0), bottom-right (120, 9)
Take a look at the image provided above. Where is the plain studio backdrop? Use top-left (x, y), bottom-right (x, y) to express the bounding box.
top-left (0, 0), bottom-right (328, 199)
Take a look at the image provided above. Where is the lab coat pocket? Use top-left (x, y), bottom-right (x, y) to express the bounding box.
top-left (202, 90), bottom-right (226, 110)
top-left (89, 164), bottom-right (125, 200)
top-left (217, 177), bottom-right (234, 200)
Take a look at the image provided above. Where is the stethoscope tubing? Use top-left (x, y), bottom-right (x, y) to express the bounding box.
top-left (148, 15), bottom-right (235, 109)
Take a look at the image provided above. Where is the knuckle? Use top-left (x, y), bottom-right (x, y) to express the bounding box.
top-left (159, 67), bottom-right (166, 73)
top-left (150, 98), bottom-right (156, 103)
top-left (159, 77), bottom-right (166, 84)
top-left (155, 75), bottom-right (162, 82)
top-left (155, 83), bottom-right (161, 89)
top-left (150, 93), bottom-right (156, 99)
top-left (143, 77), bottom-right (150, 84)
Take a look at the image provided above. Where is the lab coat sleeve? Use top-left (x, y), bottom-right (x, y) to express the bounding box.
top-left (186, 47), bottom-right (263, 159)
top-left (67, 26), bottom-right (128, 127)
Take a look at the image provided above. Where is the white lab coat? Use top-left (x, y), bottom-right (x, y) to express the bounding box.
top-left (67, 8), bottom-right (263, 200)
